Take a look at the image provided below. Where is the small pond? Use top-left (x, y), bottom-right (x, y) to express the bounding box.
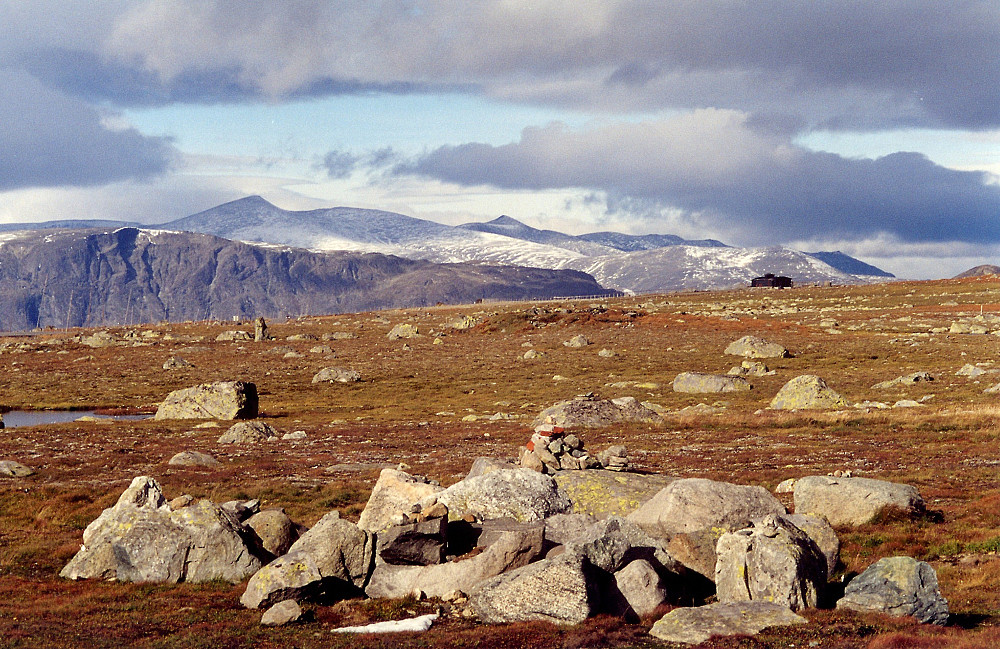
top-left (1, 410), bottom-right (151, 428)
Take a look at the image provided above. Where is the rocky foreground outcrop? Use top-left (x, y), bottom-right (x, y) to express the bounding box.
top-left (61, 460), bottom-right (946, 642)
top-left (61, 477), bottom-right (263, 583)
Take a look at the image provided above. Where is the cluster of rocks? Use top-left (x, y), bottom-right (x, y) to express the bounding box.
top-left (517, 424), bottom-right (627, 473)
top-left (61, 463), bottom-right (949, 643)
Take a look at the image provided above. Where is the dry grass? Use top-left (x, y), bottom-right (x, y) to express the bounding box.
top-left (3, 277), bottom-right (1000, 647)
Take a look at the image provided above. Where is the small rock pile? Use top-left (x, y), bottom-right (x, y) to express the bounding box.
top-left (518, 424), bottom-right (627, 473)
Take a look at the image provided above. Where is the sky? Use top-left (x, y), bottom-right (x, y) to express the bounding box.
top-left (1, 1), bottom-right (998, 279)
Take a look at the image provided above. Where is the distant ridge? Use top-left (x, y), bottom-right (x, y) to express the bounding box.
top-left (578, 231), bottom-right (728, 251)
top-left (953, 264), bottom-right (1000, 279)
top-left (805, 251), bottom-right (895, 277)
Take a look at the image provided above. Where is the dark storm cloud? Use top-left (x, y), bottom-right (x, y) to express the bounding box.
top-left (79, 0), bottom-right (997, 129)
top-left (0, 69), bottom-right (174, 190)
top-left (401, 113), bottom-right (1000, 245)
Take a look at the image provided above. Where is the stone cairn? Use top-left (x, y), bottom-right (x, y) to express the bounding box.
top-left (518, 424), bottom-right (628, 474)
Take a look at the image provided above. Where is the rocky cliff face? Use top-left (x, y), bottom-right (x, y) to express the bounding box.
top-left (0, 228), bottom-right (615, 331)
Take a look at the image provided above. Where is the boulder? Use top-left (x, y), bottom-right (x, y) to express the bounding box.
top-left (216, 330), bottom-right (252, 341)
top-left (241, 511), bottom-right (374, 609)
top-left (837, 556), bottom-right (948, 625)
top-left (469, 553), bottom-right (597, 625)
top-left (311, 367), bottom-right (361, 384)
top-left (554, 470), bottom-right (677, 519)
top-left (770, 375), bottom-right (848, 410)
top-left (365, 527), bottom-right (545, 599)
top-left (793, 476), bottom-right (925, 526)
top-left (728, 361), bottom-right (770, 377)
top-left (357, 469), bottom-right (444, 534)
top-left (628, 478), bottom-right (787, 538)
top-left (715, 515), bottom-right (827, 611)
top-left (539, 513), bottom-right (599, 546)
top-left (377, 516), bottom-right (448, 566)
top-left (628, 478), bottom-right (786, 580)
top-left (162, 356), bottom-right (191, 370)
top-left (649, 601), bottom-right (807, 645)
top-left (0, 460), bottom-right (34, 477)
top-left (167, 451), bottom-right (220, 467)
top-left (260, 600), bottom-right (303, 626)
top-left (245, 509), bottom-right (303, 558)
top-left (253, 317), bottom-right (269, 342)
top-left (217, 420), bottom-right (278, 444)
top-left (435, 469), bottom-right (571, 523)
top-left (956, 363), bottom-right (987, 377)
top-left (673, 372), bottom-right (751, 394)
top-left (387, 323), bottom-right (420, 340)
top-left (612, 559), bottom-right (668, 619)
top-left (724, 335), bottom-right (790, 359)
top-left (61, 476), bottom-right (262, 583)
top-left (563, 516), bottom-right (684, 576)
top-left (872, 372), bottom-right (934, 389)
top-left (563, 334), bottom-right (590, 348)
top-left (154, 381), bottom-right (258, 420)
top-left (531, 394), bottom-right (662, 429)
top-left (466, 457), bottom-right (516, 479)
top-left (785, 513), bottom-right (841, 577)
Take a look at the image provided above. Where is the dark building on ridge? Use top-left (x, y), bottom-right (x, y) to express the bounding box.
top-left (751, 273), bottom-right (792, 288)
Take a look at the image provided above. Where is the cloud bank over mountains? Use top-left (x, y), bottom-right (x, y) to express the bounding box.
top-left (1, 1), bottom-right (997, 275)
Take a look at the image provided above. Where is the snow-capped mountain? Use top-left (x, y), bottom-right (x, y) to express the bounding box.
top-left (160, 196), bottom-right (588, 268)
top-left (557, 245), bottom-right (887, 294)
top-left (458, 215), bottom-right (619, 256)
top-left (152, 196), bottom-right (893, 292)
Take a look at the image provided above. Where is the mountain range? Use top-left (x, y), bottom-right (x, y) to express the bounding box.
top-left (0, 196), bottom-right (899, 331)
top-left (155, 197), bottom-right (894, 292)
top-left (0, 227), bottom-right (613, 332)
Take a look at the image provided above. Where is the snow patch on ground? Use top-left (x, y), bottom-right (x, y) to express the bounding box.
top-left (331, 612), bottom-right (439, 634)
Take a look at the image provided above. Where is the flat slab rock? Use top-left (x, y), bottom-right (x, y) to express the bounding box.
top-left (650, 601), bottom-right (808, 645)
top-left (672, 372), bottom-right (751, 394)
top-left (531, 395), bottom-right (662, 429)
top-left (554, 470), bottom-right (677, 519)
top-left (793, 475), bottom-right (924, 526)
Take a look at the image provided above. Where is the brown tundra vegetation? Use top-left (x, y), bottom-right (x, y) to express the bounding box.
top-left (2, 276), bottom-right (1000, 648)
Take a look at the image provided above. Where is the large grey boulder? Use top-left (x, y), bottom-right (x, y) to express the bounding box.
top-left (469, 553), bottom-right (597, 625)
top-left (770, 375), bottom-right (848, 410)
top-left (311, 367), bottom-right (361, 384)
top-left (365, 527), bottom-right (545, 599)
top-left (435, 469), bottom-right (571, 523)
top-left (377, 516), bottom-right (448, 566)
top-left (61, 476), bottom-right (262, 583)
top-left (715, 515), bottom-right (827, 611)
top-left (672, 372), bottom-right (751, 394)
top-left (167, 451), bottom-right (220, 467)
top-left (387, 323), bottom-right (420, 340)
top-left (872, 372), bottom-right (934, 389)
top-left (357, 469), bottom-right (444, 534)
top-left (241, 511), bottom-right (374, 609)
top-left (154, 381), bottom-right (258, 420)
top-left (0, 460), bottom-right (34, 477)
top-left (531, 394), bottom-right (662, 429)
top-left (837, 556), bottom-right (948, 625)
top-left (785, 513), bottom-right (841, 577)
top-left (554, 470), bottom-right (677, 519)
top-left (217, 420), bottom-right (277, 444)
top-left (244, 509), bottom-right (303, 558)
top-left (649, 601), bottom-right (807, 645)
top-left (724, 335), bottom-right (790, 359)
top-left (563, 516), bottom-right (683, 575)
top-left (628, 478), bottom-right (786, 579)
top-left (613, 559), bottom-right (668, 619)
top-left (793, 476), bottom-right (925, 526)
